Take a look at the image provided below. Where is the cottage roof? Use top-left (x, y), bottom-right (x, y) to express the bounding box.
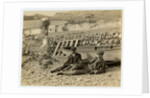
top-left (23, 20), bottom-right (43, 29)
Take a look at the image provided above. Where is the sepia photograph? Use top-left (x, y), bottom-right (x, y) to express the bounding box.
top-left (21, 10), bottom-right (122, 87)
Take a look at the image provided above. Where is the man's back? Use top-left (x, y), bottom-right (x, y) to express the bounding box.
top-left (88, 57), bottom-right (105, 70)
top-left (66, 52), bottom-right (82, 64)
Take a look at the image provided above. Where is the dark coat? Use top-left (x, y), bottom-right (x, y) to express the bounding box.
top-left (89, 57), bottom-right (105, 70)
top-left (65, 52), bottom-right (82, 65)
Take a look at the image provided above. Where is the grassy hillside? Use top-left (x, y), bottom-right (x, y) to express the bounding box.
top-left (24, 10), bottom-right (122, 24)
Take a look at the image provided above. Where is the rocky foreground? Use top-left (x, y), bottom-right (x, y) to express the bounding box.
top-left (21, 60), bottom-right (121, 87)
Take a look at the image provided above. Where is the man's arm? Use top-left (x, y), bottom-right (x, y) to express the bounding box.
top-left (78, 53), bottom-right (82, 61)
top-left (64, 54), bottom-right (72, 64)
top-left (89, 57), bottom-right (97, 64)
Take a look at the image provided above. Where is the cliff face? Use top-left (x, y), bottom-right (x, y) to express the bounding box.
top-left (67, 20), bottom-right (121, 31)
top-left (24, 10), bottom-right (122, 32)
top-left (24, 10), bottom-right (122, 23)
top-left (53, 10), bottom-right (122, 32)
top-left (51, 10), bottom-right (122, 23)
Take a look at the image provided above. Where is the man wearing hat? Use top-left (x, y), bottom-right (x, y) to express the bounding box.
top-left (55, 50), bottom-right (106, 75)
top-left (89, 50), bottom-right (106, 74)
top-left (51, 47), bottom-right (82, 73)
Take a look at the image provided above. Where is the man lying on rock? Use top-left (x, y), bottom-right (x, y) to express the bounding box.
top-left (50, 47), bottom-right (106, 75)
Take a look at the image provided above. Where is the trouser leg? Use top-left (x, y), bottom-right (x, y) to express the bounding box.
top-left (51, 64), bottom-right (69, 72)
top-left (92, 68), bottom-right (105, 74)
top-left (70, 63), bottom-right (87, 70)
top-left (57, 70), bottom-right (89, 75)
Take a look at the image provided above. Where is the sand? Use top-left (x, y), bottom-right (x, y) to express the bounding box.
top-left (21, 59), bottom-right (121, 87)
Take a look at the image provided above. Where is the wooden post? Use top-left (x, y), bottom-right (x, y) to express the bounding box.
top-left (74, 39), bottom-right (78, 47)
top-left (53, 41), bottom-right (61, 56)
top-left (59, 41), bottom-right (65, 56)
top-left (70, 40), bottom-right (73, 47)
top-left (65, 41), bottom-right (69, 47)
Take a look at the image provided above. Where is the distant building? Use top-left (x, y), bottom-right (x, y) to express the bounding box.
top-left (48, 20), bottom-right (68, 33)
top-left (23, 20), bottom-right (43, 35)
top-left (68, 22), bottom-right (96, 31)
top-left (23, 19), bottom-right (101, 35)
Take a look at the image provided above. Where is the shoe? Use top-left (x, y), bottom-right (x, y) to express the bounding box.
top-left (57, 72), bottom-right (64, 75)
top-left (89, 71), bottom-right (95, 74)
top-left (50, 70), bottom-right (56, 73)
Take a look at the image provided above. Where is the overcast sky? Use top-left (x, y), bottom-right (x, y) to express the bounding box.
top-left (24, 11), bottom-right (69, 16)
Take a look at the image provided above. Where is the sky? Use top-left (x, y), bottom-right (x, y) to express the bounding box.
top-left (24, 10), bottom-right (69, 16)
top-left (24, 11), bottom-right (57, 16)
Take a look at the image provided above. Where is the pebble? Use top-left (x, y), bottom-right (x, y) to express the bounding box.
top-left (21, 63), bottom-right (121, 87)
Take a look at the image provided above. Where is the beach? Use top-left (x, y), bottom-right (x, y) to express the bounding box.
top-left (21, 60), bottom-right (121, 87)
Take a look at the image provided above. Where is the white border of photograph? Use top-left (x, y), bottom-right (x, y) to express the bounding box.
top-left (1, 0), bottom-right (144, 95)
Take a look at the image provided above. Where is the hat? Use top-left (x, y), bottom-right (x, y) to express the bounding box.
top-left (97, 51), bottom-right (104, 55)
top-left (71, 47), bottom-right (76, 51)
